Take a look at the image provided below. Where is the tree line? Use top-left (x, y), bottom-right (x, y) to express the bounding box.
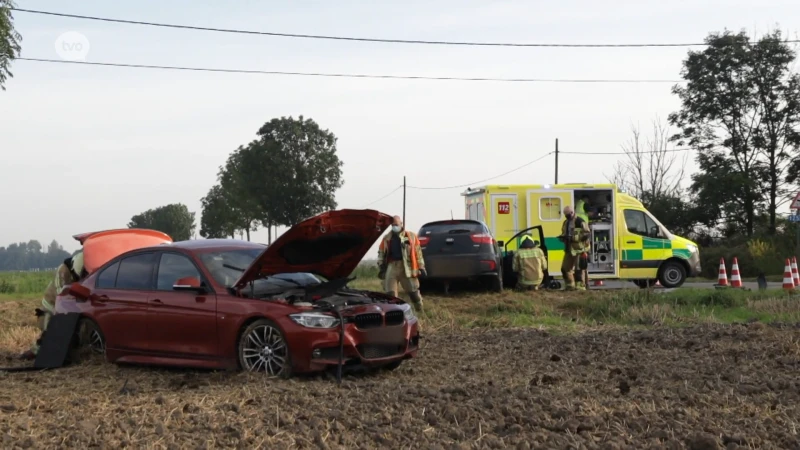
top-left (611, 30), bottom-right (800, 276)
top-left (0, 240), bottom-right (73, 271)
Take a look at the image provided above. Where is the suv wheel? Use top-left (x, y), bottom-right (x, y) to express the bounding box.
top-left (490, 267), bottom-right (503, 293)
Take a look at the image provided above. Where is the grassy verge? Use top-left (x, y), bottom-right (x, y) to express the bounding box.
top-left (2, 270), bottom-right (799, 355)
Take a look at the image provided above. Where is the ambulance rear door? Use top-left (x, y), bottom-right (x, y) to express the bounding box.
top-left (489, 193), bottom-right (519, 248)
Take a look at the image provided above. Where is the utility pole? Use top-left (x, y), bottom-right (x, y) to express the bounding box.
top-left (554, 138), bottom-right (559, 184)
top-left (403, 176), bottom-right (407, 225)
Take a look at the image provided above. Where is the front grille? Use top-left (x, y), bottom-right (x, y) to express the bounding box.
top-left (353, 313), bottom-right (383, 329)
top-left (357, 344), bottom-right (404, 360)
top-left (385, 310), bottom-right (404, 326)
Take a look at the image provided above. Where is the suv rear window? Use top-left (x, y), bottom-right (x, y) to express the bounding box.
top-left (420, 221), bottom-right (485, 235)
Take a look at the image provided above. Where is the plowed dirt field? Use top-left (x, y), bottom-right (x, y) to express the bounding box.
top-left (3, 323), bottom-right (800, 449)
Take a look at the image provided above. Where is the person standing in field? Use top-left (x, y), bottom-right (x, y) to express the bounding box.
top-left (512, 235), bottom-right (548, 290)
top-left (377, 215), bottom-right (426, 312)
top-left (19, 251), bottom-right (86, 360)
top-left (560, 206), bottom-right (590, 291)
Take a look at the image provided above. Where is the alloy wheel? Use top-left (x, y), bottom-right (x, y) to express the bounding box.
top-left (241, 324), bottom-right (288, 376)
top-left (88, 328), bottom-right (105, 354)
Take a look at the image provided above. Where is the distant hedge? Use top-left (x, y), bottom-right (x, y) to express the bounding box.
top-left (699, 239), bottom-right (796, 278)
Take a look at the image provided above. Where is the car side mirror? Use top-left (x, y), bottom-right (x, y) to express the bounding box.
top-left (68, 283), bottom-right (91, 301)
top-left (497, 240), bottom-right (504, 248)
top-left (173, 276), bottom-right (205, 292)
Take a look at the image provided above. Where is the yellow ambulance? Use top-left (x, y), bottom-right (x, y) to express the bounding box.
top-left (461, 183), bottom-right (701, 288)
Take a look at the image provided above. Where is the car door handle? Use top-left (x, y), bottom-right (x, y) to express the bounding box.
top-left (150, 298), bottom-right (163, 306)
top-left (626, 240), bottom-right (636, 244)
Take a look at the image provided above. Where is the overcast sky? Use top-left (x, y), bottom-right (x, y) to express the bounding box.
top-left (1, 0), bottom-right (798, 258)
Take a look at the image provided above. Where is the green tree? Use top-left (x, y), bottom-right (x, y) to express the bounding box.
top-left (608, 118), bottom-right (698, 236)
top-left (200, 184), bottom-right (247, 239)
top-left (0, 0), bottom-right (22, 90)
top-left (128, 203), bottom-right (197, 241)
top-left (214, 148), bottom-right (262, 241)
top-left (669, 30), bottom-right (800, 236)
top-left (238, 116), bottom-right (344, 229)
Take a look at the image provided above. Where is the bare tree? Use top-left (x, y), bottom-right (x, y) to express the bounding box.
top-left (608, 117), bottom-right (688, 201)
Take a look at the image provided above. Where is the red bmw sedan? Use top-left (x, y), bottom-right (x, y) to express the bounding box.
top-left (55, 209), bottom-right (420, 377)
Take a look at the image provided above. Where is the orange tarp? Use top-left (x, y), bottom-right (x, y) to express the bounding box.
top-left (80, 229), bottom-right (172, 274)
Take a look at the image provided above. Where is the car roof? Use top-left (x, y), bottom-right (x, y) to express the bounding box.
top-left (421, 219), bottom-right (484, 227)
top-left (149, 239), bottom-right (267, 251)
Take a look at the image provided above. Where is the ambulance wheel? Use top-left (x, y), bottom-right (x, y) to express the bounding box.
top-left (658, 261), bottom-right (687, 289)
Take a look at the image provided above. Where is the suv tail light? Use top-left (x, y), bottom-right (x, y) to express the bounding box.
top-left (418, 236), bottom-right (430, 246)
top-left (470, 233), bottom-right (493, 245)
top-left (480, 260), bottom-right (497, 271)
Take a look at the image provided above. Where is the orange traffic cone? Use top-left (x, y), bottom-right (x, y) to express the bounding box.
top-left (593, 280), bottom-right (604, 287)
top-left (783, 259), bottom-right (795, 291)
top-left (792, 257), bottom-right (800, 287)
top-left (730, 257), bottom-right (743, 288)
top-left (716, 257), bottom-right (728, 287)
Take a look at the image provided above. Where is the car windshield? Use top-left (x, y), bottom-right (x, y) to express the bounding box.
top-left (197, 248), bottom-right (323, 293)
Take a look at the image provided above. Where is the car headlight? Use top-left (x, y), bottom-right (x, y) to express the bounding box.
top-left (686, 244), bottom-right (698, 254)
top-left (289, 312), bottom-right (339, 329)
top-left (398, 303), bottom-right (416, 321)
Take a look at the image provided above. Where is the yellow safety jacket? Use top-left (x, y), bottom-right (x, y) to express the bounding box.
top-left (562, 216), bottom-right (590, 256)
top-left (512, 248), bottom-right (547, 286)
top-left (377, 230), bottom-right (425, 278)
top-left (576, 199), bottom-right (590, 224)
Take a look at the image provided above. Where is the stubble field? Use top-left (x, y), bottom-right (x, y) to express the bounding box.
top-left (2, 271), bottom-right (800, 449)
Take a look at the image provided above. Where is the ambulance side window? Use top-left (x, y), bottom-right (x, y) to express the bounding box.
top-left (540, 197), bottom-right (562, 221)
top-left (624, 210), bottom-right (648, 236)
top-left (643, 214), bottom-right (662, 238)
top-left (624, 210), bottom-right (663, 239)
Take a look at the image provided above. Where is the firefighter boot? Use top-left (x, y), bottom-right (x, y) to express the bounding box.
top-left (562, 270), bottom-right (576, 291)
top-left (409, 290), bottom-right (424, 313)
top-left (574, 269), bottom-right (587, 290)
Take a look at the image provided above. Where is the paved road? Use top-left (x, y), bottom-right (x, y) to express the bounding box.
top-left (584, 280), bottom-right (786, 291)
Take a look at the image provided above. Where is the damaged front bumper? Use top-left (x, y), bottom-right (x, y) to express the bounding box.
top-left (286, 319), bottom-right (420, 373)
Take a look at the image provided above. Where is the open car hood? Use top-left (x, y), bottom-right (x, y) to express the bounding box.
top-left (74, 228), bottom-right (173, 274)
top-left (233, 209), bottom-right (392, 289)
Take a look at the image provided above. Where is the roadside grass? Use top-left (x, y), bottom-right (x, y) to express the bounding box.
top-left (2, 270), bottom-right (799, 355)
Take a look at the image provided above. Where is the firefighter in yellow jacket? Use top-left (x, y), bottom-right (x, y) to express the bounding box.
top-left (377, 216), bottom-right (426, 311)
top-left (560, 206), bottom-right (590, 290)
top-left (19, 251), bottom-right (85, 360)
top-left (512, 235), bottom-right (548, 290)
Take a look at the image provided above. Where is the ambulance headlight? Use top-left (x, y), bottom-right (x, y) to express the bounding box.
top-left (686, 244), bottom-right (698, 254)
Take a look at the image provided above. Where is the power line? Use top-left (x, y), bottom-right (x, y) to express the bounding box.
top-left (407, 152), bottom-right (554, 190)
top-left (361, 185), bottom-right (403, 208)
top-left (15, 7), bottom-right (792, 49)
top-left (560, 148), bottom-right (695, 155)
top-left (16, 58), bottom-right (682, 83)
